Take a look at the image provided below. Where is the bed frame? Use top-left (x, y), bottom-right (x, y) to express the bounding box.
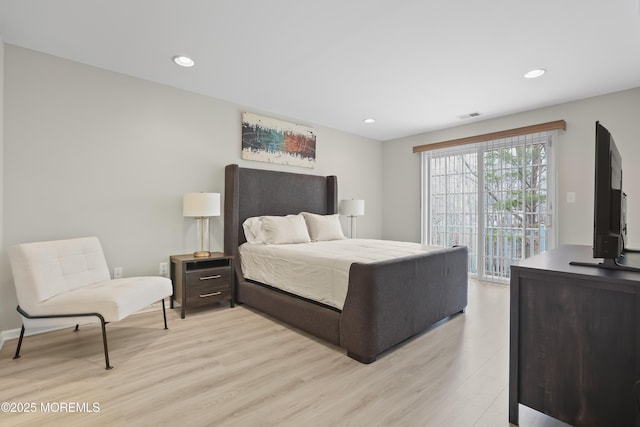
top-left (224, 164), bottom-right (468, 363)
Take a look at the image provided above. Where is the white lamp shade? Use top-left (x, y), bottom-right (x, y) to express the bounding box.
top-left (340, 199), bottom-right (365, 216)
top-left (183, 192), bottom-right (221, 217)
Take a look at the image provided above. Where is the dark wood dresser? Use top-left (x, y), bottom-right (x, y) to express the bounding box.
top-left (509, 244), bottom-right (640, 427)
top-left (170, 252), bottom-right (234, 319)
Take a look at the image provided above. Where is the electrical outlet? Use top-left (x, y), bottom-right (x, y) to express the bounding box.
top-left (113, 267), bottom-right (123, 279)
top-left (159, 262), bottom-right (169, 277)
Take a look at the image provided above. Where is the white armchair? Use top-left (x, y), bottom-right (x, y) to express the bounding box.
top-left (8, 236), bottom-right (173, 369)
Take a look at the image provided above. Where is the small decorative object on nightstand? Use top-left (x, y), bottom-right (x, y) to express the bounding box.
top-left (169, 252), bottom-right (234, 319)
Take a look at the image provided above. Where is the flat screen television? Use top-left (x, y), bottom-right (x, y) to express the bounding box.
top-left (571, 121), bottom-right (639, 271)
top-left (593, 121), bottom-right (626, 259)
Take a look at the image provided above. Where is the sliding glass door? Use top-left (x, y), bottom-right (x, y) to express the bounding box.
top-left (422, 131), bottom-right (556, 282)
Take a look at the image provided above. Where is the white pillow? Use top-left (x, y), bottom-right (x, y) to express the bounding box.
top-left (261, 215), bottom-right (311, 244)
top-left (300, 212), bottom-right (345, 241)
top-left (242, 217), bottom-right (265, 244)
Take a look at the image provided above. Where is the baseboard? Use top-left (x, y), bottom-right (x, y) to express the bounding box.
top-left (0, 328), bottom-right (21, 352)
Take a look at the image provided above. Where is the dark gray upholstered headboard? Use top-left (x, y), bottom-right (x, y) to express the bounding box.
top-left (224, 164), bottom-right (338, 256)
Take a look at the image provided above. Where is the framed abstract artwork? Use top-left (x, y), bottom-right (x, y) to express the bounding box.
top-left (241, 112), bottom-right (316, 168)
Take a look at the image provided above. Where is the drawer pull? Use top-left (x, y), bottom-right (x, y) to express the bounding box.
top-left (200, 291), bottom-right (222, 298)
top-left (199, 275), bottom-right (221, 281)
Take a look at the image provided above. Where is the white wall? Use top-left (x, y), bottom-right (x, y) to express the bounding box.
top-left (382, 88), bottom-right (640, 249)
top-left (0, 45), bottom-right (382, 332)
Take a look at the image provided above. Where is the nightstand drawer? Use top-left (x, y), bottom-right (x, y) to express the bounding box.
top-left (186, 282), bottom-right (231, 307)
top-left (185, 267), bottom-right (231, 287)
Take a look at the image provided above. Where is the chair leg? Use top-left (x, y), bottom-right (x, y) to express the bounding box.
top-left (13, 325), bottom-right (25, 359)
top-left (74, 324), bottom-right (79, 332)
top-left (162, 299), bottom-right (168, 330)
top-left (98, 316), bottom-right (113, 370)
top-left (15, 306), bottom-right (115, 370)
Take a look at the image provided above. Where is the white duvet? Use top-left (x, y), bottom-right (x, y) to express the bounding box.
top-left (239, 239), bottom-right (444, 310)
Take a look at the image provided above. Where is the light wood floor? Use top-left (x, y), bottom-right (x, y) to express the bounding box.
top-left (0, 281), bottom-right (570, 427)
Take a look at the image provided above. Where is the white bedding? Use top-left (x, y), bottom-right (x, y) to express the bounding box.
top-left (239, 239), bottom-right (445, 310)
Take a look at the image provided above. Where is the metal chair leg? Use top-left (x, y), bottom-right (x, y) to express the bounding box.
top-left (97, 315), bottom-right (113, 370)
top-left (13, 325), bottom-right (25, 359)
top-left (14, 306), bottom-right (115, 369)
top-left (13, 304), bottom-right (168, 370)
top-left (162, 298), bottom-right (168, 330)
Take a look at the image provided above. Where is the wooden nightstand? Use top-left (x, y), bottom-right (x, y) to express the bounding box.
top-left (169, 252), bottom-right (234, 319)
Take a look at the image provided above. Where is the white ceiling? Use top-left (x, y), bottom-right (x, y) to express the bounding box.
top-left (1, 0), bottom-right (639, 141)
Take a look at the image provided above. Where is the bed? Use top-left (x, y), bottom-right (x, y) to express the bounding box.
top-left (223, 164), bottom-right (468, 363)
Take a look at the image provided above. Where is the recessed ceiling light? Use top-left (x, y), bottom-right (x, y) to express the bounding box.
top-left (524, 68), bottom-right (546, 79)
top-left (172, 55), bottom-right (195, 67)
top-left (363, 118), bottom-right (376, 124)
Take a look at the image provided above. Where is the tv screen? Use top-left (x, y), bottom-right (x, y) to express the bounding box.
top-left (593, 121), bottom-right (626, 259)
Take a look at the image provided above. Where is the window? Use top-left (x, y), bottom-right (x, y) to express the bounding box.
top-left (421, 130), bottom-right (557, 282)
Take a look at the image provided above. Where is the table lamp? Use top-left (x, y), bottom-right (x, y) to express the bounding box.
top-left (339, 199), bottom-right (365, 238)
top-left (183, 192), bottom-right (220, 257)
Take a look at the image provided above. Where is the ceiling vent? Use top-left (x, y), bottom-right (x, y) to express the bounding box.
top-left (458, 112), bottom-right (481, 120)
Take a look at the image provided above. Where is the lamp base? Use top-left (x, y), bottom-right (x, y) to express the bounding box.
top-left (193, 251), bottom-right (212, 258)
top-left (349, 215), bottom-right (358, 239)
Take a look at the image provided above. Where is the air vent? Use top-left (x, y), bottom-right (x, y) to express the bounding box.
top-left (458, 112), bottom-right (481, 120)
